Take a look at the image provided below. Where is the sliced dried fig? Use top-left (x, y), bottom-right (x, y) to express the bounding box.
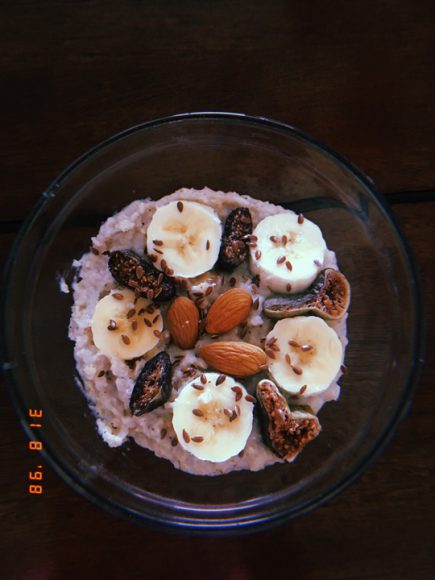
top-left (108, 249), bottom-right (175, 302)
top-left (129, 351), bottom-right (172, 415)
top-left (263, 268), bottom-right (350, 320)
top-left (256, 379), bottom-right (321, 461)
top-left (217, 207), bottom-right (252, 270)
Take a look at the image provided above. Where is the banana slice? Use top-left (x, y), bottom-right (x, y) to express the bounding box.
top-left (146, 201), bottom-right (222, 278)
top-left (91, 288), bottom-right (163, 359)
top-left (172, 372), bottom-right (255, 462)
top-left (265, 317), bottom-right (343, 397)
top-left (250, 213), bottom-right (327, 293)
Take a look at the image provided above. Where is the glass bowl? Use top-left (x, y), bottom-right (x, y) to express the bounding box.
top-left (1, 112), bottom-right (423, 533)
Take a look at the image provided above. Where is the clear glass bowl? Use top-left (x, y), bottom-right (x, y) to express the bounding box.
top-left (1, 113), bottom-right (423, 533)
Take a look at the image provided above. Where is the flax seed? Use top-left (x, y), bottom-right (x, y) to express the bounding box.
top-left (149, 254), bottom-right (158, 263)
top-left (298, 213), bottom-right (304, 224)
top-left (153, 329), bottom-right (161, 338)
top-left (166, 267), bottom-right (174, 276)
top-left (135, 265), bottom-right (144, 278)
top-left (200, 374), bottom-right (207, 384)
top-left (277, 255), bottom-right (286, 264)
top-left (126, 308), bottom-right (136, 319)
top-left (131, 320), bottom-right (138, 331)
top-left (239, 324), bottom-right (248, 339)
top-left (245, 394), bottom-right (257, 404)
top-left (270, 343), bottom-right (280, 352)
top-left (107, 319), bottom-right (117, 331)
top-left (152, 314), bottom-right (160, 324)
top-left (144, 318), bottom-right (152, 328)
top-left (229, 410), bottom-right (238, 422)
top-left (285, 260), bottom-right (293, 271)
top-left (231, 386), bottom-right (242, 401)
top-left (146, 304), bottom-right (155, 314)
top-left (299, 384), bottom-right (307, 395)
top-left (177, 201), bottom-right (184, 213)
top-left (285, 353), bottom-right (292, 365)
top-left (97, 370), bottom-right (105, 377)
top-left (282, 235), bottom-right (288, 245)
top-left (161, 259), bottom-right (167, 270)
top-left (192, 383), bottom-right (205, 391)
top-left (216, 375), bottom-right (226, 386)
top-left (154, 248), bottom-right (163, 255)
top-left (160, 428), bottom-right (167, 440)
top-left (301, 344), bottom-right (313, 352)
top-left (289, 340), bottom-right (300, 348)
top-left (266, 349), bottom-right (276, 359)
top-left (292, 365), bottom-right (303, 375)
top-left (191, 436), bottom-right (204, 443)
top-left (205, 286), bottom-right (213, 296)
top-left (270, 235), bottom-right (278, 243)
top-left (286, 283), bottom-right (292, 292)
top-left (206, 239), bottom-right (210, 251)
top-left (113, 293), bottom-right (124, 300)
top-left (153, 240), bottom-right (164, 246)
top-left (121, 334), bottom-right (130, 345)
top-left (192, 408), bottom-right (204, 417)
top-left (255, 250), bottom-right (262, 260)
top-left (171, 437), bottom-right (178, 447)
top-left (182, 429), bottom-right (190, 443)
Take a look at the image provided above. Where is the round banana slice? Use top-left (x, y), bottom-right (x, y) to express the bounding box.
top-left (265, 317), bottom-right (343, 397)
top-left (172, 372), bottom-right (255, 462)
top-left (146, 200), bottom-right (222, 278)
top-left (250, 213), bottom-right (327, 293)
top-left (91, 288), bottom-right (163, 359)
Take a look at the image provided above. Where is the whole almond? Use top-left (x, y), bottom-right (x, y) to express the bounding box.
top-left (197, 341), bottom-right (267, 377)
top-left (167, 297), bottom-right (199, 349)
top-left (205, 288), bottom-right (253, 335)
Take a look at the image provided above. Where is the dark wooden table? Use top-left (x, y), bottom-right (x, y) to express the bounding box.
top-left (1, 1), bottom-right (434, 578)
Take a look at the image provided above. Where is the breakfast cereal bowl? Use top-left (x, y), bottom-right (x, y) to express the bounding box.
top-left (1, 113), bottom-right (422, 533)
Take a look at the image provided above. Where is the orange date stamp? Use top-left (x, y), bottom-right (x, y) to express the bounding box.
top-left (28, 408), bottom-right (44, 495)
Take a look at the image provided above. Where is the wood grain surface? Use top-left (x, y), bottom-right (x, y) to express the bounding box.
top-left (1, 1), bottom-right (434, 578)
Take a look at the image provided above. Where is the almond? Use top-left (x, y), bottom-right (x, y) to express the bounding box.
top-left (167, 297), bottom-right (199, 349)
top-left (197, 341), bottom-right (267, 377)
top-left (205, 288), bottom-right (253, 335)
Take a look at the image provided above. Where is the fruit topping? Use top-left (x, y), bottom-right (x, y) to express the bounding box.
top-left (249, 213), bottom-right (326, 293)
top-left (108, 249), bottom-right (176, 302)
top-left (256, 379), bottom-right (321, 461)
top-left (263, 268), bottom-right (350, 320)
top-left (129, 351), bottom-right (172, 415)
top-left (218, 208), bottom-right (253, 270)
top-left (172, 372), bottom-right (254, 462)
top-left (91, 288), bottom-right (163, 359)
top-left (265, 317), bottom-right (343, 396)
top-left (145, 201), bottom-right (222, 278)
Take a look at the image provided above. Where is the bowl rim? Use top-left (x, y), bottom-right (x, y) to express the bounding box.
top-left (1, 111), bottom-right (425, 534)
